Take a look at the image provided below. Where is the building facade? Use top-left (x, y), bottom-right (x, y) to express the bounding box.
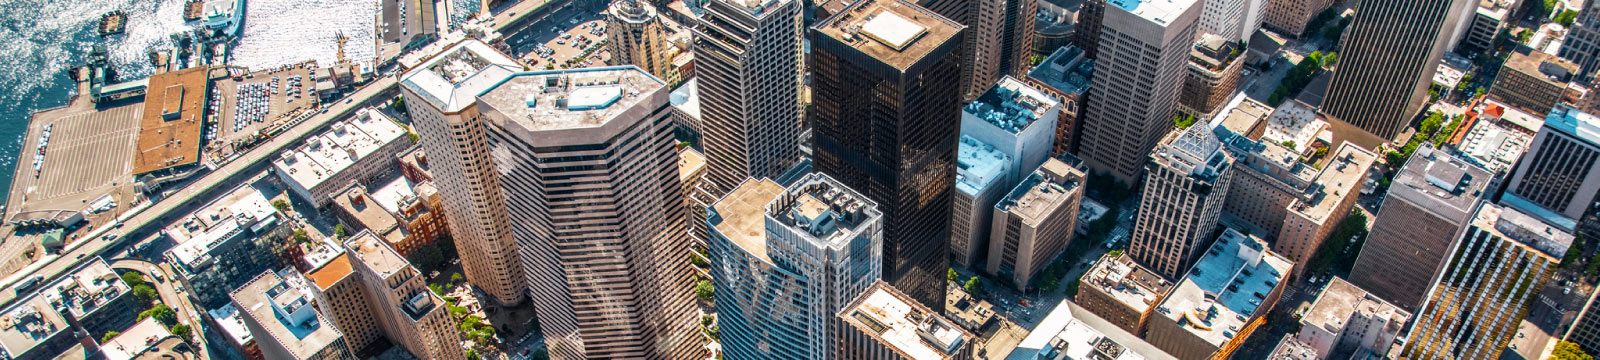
top-left (1178, 34), bottom-right (1245, 120)
top-left (1321, 0), bottom-right (1475, 140)
top-left (1560, 1), bottom-right (1600, 82)
top-left (1129, 125), bottom-right (1235, 279)
top-left (1348, 145), bottom-right (1492, 312)
top-left (810, 0), bottom-right (966, 308)
top-left (608, 0), bottom-right (682, 87)
top-left (1275, 144), bottom-right (1376, 278)
top-left (1296, 277), bottom-right (1410, 359)
top-left (272, 109), bottom-right (412, 208)
top-left (951, 136), bottom-right (1012, 267)
top-left (1075, 253), bottom-right (1173, 335)
top-left (1503, 104), bottom-right (1600, 241)
top-left (708, 173), bottom-right (884, 359)
top-left (1400, 203), bottom-right (1571, 360)
top-left (230, 270), bottom-right (355, 360)
top-left (1260, 0), bottom-right (1332, 36)
top-left (1077, 0), bottom-right (1202, 183)
top-left (342, 231), bottom-right (465, 360)
top-left (693, 0), bottom-right (804, 193)
top-left (987, 159), bottom-right (1085, 289)
top-left (474, 67), bottom-right (702, 360)
top-left (1024, 46), bottom-right (1093, 157)
top-left (399, 41), bottom-right (525, 305)
top-left (1490, 48), bottom-right (1580, 116)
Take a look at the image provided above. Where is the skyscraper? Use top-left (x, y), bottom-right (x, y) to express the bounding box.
top-left (1321, 0), bottom-right (1476, 140)
top-left (694, 0), bottom-right (804, 193)
top-left (708, 173), bottom-right (884, 359)
top-left (811, 0), bottom-right (966, 308)
top-left (1347, 144), bottom-right (1491, 312)
top-left (399, 41), bottom-right (525, 305)
top-left (950, 76), bottom-right (1062, 266)
top-left (1503, 104), bottom-right (1600, 241)
top-left (231, 270), bottom-right (356, 360)
top-left (1401, 203), bottom-right (1571, 360)
top-left (1129, 124), bottom-right (1235, 279)
top-left (473, 66), bottom-right (701, 359)
top-left (1077, 0), bottom-right (1203, 183)
top-left (608, 0), bottom-right (682, 86)
top-left (1559, 1), bottom-right (1600, 82)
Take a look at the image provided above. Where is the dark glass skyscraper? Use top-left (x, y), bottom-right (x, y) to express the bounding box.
top-left (809, 0), bottom-right (966, 308)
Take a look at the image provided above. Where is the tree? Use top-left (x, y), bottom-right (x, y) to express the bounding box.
top-left (1586, 252), bottom-right (1600, 278)
top-left (1173, 113), bottom-right (1197, 129)
top-left (695, 280), bottom-right (715, 300)
top-left (466, 349), bottom-right (481, 360)
top-left (964, 276), bottom-right (985, 296)
top-left (1322, 52), bottom-right (1338, 68)
top-left (1562, 234), bottom-right (1587, 268)
top-left (450, 272), bottom-right (465, 286)
top-left (1064, 278), bottom-right (1081, 297)
top-left (170, 324), bottom-right (193, 343)
top-left (334, 224), bottom-right (348, 239)
top-left (1558, 9), bottom-right (1581, 27)
top-left (948, 268), bottom-right (959, 281)
top-left (1420, 112), bottom-right (1444, 137)
top-left (121, 272), bottom-right (145, 287)
top-left (101, 331), bottom-right (120, 343)
top-left (702, 314), bottom-right (715, 327)
top-left (292, 228), bottom-right (310, 243)
top-left (429, 283), bottom-right (444, 296)
top-left (132, 285), bottom-right (159, 308)
top-left (1107, 249), bottom-right (1124, 258)
top-left (271, 199), bottom-right (291, 213)
top-left (1553, 341), bottom-right (1595, 360)
top-left (1455, 74), bottom-right (1474, 93)
top-left (138, 305), bottom-right (177, 327)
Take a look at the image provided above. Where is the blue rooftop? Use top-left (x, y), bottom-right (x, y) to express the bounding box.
top-left (1545, 104), bottom-right (1600, 146)
top-left (1026, 46), bottom-right (1093, 97)
top-left (956, 135), bottom-right (1009, 195)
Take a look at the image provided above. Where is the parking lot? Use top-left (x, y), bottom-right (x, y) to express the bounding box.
top-left (212, 66), bottom-right (316, 150)
top-left (508, 14), bottom-right (611, 69)
top-left (8, 102), bottom-right (142, 218)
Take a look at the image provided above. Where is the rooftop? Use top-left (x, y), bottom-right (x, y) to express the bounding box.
top-left (1226, 135), bottom-right (1318, 190)
top-left (230, 270), bottom-right (343, 360)
top-left (707, 0), bottom-right (793, 17)
top-left (767, 173), bottom-right (884, 251)
top-left (1026, 46), bottom-right (1094, 97)
top-left (344, 230), bottom-right (414, 280)
top-left (1387, 144), bottom-right (1491, 225)
top-left (304, 254), bottom-right (354, 291)
top-left (1458, 113), bottom-right (1534, 173)
top-left (680, 148), bottom-right (707, 184)
top-left (1262, 100), bottom-right (1329, 154)
top-left (134, 66), bottom-right (209, 175)
top-left (1504, 46), bottom-right (1578, 85)
top-left (1546, 104), bottom-right (1600, 146)
top-left (1213, 97), bottom-right (1272, 139)
top-left (1156, 229), bottom-right (1292, 347)
top-left (1106, 0), bottom-right (1199, 26)
top-left (669, 78), bottom-right (700, 121)
top-left (1301, 278), bottom-right (1409, 340)
top-left (996, 159), bottom-right (1084, 226)
top-left (1190, 34), bottom-right (1241, 72)
top-left (205, 304), bottom-right (252, 349)
top-left (1289, 144), bottom-right (1377, 223)
top-left (1473, 202), bottom-right (1575, 259)
top-left (47, 258), bottom-right (129, 319)
top-left (956, 135), bottom-right (1011, 196)
top-left (396, 145), bottom-right (431, 179)
top-left (165, 184), bottom-right (282, 271)
top-left (1485, 99), bottom-right (1545, 132)
top-left (1082, 253), bottom-right (1174, 316)
top-left (839, 281), bottom-right (973, 360)
top-left (814, 0), bottom-right (964, 70)
top-left (1267, 335), bottom-right (1319, 360)
top-left (965, 76), bottom-right (1060, 134)
top-left (476, 66), bottom-right (666, 132)
top-left (273, 109), bottom-right (408, 191)
top-left (101, 317), bottom-right (173, 360)
top-left (710, 178), bottom-right (787, 261)
top-left (399, 40), bottom-right (521, 113)
top-left (1154, 124), bottom-right (1232, 182)
top-left (0, 285), bottom-right (69, 358)
top-left (1005, 301), bottom-right (1175, 360)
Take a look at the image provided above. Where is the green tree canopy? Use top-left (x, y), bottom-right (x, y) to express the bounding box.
top-left (121, 272), bottom-right (145, 287)
top-left (963, 276), bottom-right (985, 296)
top-left (1553, 341), bottom-right (1594, 360)
top-left (695, 280), bottom-right (715, 300)
top-left (139, 305), bottom-right (177, 327)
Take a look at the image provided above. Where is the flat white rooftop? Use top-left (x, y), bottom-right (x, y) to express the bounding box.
top-left (1107, 0), bottom-right (1199, 26)
top-left (861, 11), bottom-right (928, 50)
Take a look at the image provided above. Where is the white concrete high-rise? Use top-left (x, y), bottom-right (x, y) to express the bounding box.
top-left (1078, 0), bottom-right (1203, 184)
top-left (708, 173), bottom-right (883, 359)
top-left (693, 0), bottom-right (804, 193)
